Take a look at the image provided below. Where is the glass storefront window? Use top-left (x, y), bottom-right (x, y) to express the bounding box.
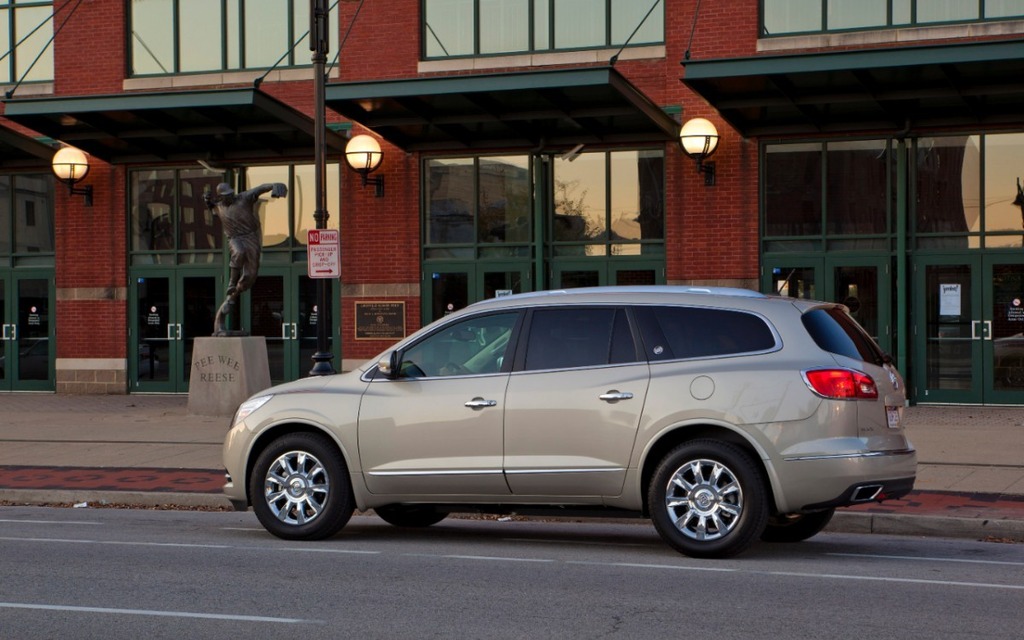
top-left (0, 177), bottom-right (10, 255)
top-left (826, 140), bottom-right (889, 235)
top-left (427, 158), bottom-right (476, 244)
top-left (292, 163), bottom-right (340, 242)
top-left (554, 0), bottom-right (605, 49)
top-left (983, 132), bottom-right (1024, 237)
top-left (12, 175), bottom-right (55, 254)
top-left (554, 152), bottom-right (606, 245)
top-left (478, 156), bottom-right (530, 243)
top-left (762, 0), bottom-right (822, 35)
top-left (915, 136), bottom-right (981, 235)
top-left (424, 0), bottom-right (474, 57)
top-left (480, 0), bottom-right (529, 55)
top-left (764, 143), bottom-right (823, 237)
top-left (916, 0), bottom-right (978, 23)
top-left (0, 174), bottom-right (54, 255)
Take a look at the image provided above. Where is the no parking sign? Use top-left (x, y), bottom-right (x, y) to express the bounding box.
top-left (307, 229), bottom-right (340, 278)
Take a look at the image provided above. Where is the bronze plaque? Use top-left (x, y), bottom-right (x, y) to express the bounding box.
top-left (355, 301), bottom-right (406, 340)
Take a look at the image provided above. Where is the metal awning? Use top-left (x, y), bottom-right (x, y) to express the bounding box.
top-left (0, 125), bottom-right (58, 169)
top-left (682, 38), bottom-right (1024, 137)
top-left (2, 88), bottom-right (346, 164)
top-left (324, 66), bottom-right (680, 152)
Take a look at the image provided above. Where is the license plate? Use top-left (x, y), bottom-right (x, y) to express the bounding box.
top-left (886, 406), bottom-right (901, 429)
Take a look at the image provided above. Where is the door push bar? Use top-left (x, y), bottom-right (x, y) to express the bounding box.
top-left (166, 323), bottom-right (183, 340)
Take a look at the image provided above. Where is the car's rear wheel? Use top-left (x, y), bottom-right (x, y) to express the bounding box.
top-left (374, 505), bottom-right (448, 528)
top-left (648, 440), bottom-right (768, 559)
top-left (760, 509), bottom-right (835, 543)
top-left (249, 432), bottom-right (354, 540)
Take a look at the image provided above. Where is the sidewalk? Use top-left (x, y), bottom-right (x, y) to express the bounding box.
top-left (0, 393), bottom-right (1022, 542)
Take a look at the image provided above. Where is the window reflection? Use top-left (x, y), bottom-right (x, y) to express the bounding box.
top-left (427, 158), bottom-right (476, 244)
top-left (13, 175), bottom-right (55, 254)
top-left (984, 132), bottom-right (1024, 236)
top-left (764, 143), bottom-right (823, 236)
top-left (915, 136), bottom-right (980, 235)
top-left (554, 153), bottom-right (606, 245)
top-left (478, 156), bottom-right (530, 243)
top-left (763, 0), bottom-right (1020, 35)
top-left (293, 163), bottom-right (340, 242)
top-left (826, 140), bottom-right (888, 235)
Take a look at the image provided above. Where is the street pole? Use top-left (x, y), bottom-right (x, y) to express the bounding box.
top-left (309, 0), bottom-right (336, 376)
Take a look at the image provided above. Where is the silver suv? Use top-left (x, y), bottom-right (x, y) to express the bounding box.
top-left (222, 286), bottom-right (916, 558)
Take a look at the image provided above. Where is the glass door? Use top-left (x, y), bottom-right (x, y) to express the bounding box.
top-left (132, 270), bottom-right (220, 393)
top-left (764, 259), bottom-right (821, 299)
top-left (0, 272), bottom-right (54, 391)
top-left (985, 258), bottom-right (1024, 404)
top-left (423, 263), bottom-right (530, 324)
top-left (247, 267), bottom-right (339, 382)
top-left (827, 257), bottom-right (892, 357)
top-left (551, 260), bottom-right (662, 290)
top-left (914, 256), bottom-right (983, 403)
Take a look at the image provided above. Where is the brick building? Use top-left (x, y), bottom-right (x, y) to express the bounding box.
top-left (1, 0), bottom-right (1022, 404)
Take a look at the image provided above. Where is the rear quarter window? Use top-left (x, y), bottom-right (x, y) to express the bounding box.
top-left (801, 307), bottom-right (885, 364)
top-left (635, 306), bottom-right (777, 361)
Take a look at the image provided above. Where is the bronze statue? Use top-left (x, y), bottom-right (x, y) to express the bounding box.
top-left (205, 181), bottom-right (288, 336)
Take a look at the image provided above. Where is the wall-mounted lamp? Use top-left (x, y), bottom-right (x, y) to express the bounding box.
top-left (679, 117), bottom-right (719, 186)
top-left (345, 134), bottom-right (384, 197)
top-left (52, 146), bottom-right (93, 205)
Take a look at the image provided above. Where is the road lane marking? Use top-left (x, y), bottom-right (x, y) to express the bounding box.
top-left (0, 602), bottom-right (322, 624)
top-left (442, 554), bottom-right (555, 563)
top-left (828, 552), bottom-right (1024, 567)
top-left (0, 519), bottom-right (102, 526)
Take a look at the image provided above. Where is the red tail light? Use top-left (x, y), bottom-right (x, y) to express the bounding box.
top-left (804, 369), bottom-right (878, 399)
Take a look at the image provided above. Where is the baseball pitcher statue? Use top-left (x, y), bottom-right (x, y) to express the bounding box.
top-left (205, 181), bottom-right (288, 336)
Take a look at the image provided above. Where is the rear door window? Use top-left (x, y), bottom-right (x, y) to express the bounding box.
top-left (634, 306), bottom-right (777, 361)
top-left (802, 306), bottom-right (885, 365)
top-left (521, 307), bottom-right (637, 371)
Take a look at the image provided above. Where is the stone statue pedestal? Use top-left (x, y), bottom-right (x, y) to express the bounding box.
top-left (188, 336), bottom-right (272, 416)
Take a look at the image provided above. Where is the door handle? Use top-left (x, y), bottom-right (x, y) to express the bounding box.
top-left (167, 323), bottom-right (175, 340)
top-left (599, 391), bottom-right (634, 402)
top-left (464, 397), bottom-right (497, 409)
top-left (971, 320), bottom-right (982, 341)
top-left (1, 324), bottom-right (11, 340)
top-left (292, 322), bottom-right (298, 339)
top-left (983, 320), bottom-right (992, 341)
top-left (281, 323), bottom-right (289, 340)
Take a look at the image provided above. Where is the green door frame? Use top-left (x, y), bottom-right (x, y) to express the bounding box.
top-left (242, 265), bottom-right (340, 382)
top-left (0, 269), bottom-right (55, 392)
top-left (422, 261), bottom-right (531, 325)
top-left (551, 258), bottom-right (665, 289)
top-left (912, 254), bottom-right (984, 404)
top-left (130, 268), bottom-right (223, 393)
top-left (762, 254), bottom-right (893, 356)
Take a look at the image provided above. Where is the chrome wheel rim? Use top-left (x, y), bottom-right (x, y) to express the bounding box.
top-left (664, 458), bottom-right (743, 541)
top-left (263, 450), bottom-right (330, 526)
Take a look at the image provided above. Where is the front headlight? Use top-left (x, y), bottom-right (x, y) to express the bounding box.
top-left (233, 395), bottom-right (273, 426)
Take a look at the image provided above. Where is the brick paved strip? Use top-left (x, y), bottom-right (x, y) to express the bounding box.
top-left (0, 466), bottom-right (224, 494)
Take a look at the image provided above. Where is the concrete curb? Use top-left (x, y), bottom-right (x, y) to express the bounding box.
top-left (829, 510), bottom-right (1024, 541)
top-left (0, 489), bottom-right (234, 510)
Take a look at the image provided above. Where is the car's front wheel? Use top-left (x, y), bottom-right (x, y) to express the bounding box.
top-left (374, 505), bottom-right (448, 528)
top-left (760, 509), bottom-right (835, 543)
top-left (648, 440), bottom-right (768, 559)
top-left (249, 432), bottom-right (354, 540)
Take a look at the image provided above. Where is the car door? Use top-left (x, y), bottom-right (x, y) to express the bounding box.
top-left (502, 306), bottom-right (649, 497)
top-left (358, 311), bottom-right (520, 496)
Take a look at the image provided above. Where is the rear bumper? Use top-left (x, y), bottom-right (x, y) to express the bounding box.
top-left (772, 447), bottom-right (917, 513)
top-left (801, 475), bottom-right (916, 511)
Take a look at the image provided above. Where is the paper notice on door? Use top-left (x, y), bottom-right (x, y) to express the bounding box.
top-left (939, 283), bottom-right (961, 316)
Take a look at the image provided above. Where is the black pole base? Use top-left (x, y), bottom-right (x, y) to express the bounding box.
top-left (309, 351), bottom-right (336, 377)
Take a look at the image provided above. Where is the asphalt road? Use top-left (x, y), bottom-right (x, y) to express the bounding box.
top-left (0, 507), bottom-right (1022, 639)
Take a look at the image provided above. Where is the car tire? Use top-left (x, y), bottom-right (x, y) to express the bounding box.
top-left (648, 440), bottom-right (768, 559)
top-left (374, 505), bottom-right (448, 528)
top-left (249, 432), bottom-right (354, 540)
top-left (760, 509), bottom-right (835, 543)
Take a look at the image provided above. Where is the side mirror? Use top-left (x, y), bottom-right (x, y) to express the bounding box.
top-left (377, 350), bottom-right (402, 379)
